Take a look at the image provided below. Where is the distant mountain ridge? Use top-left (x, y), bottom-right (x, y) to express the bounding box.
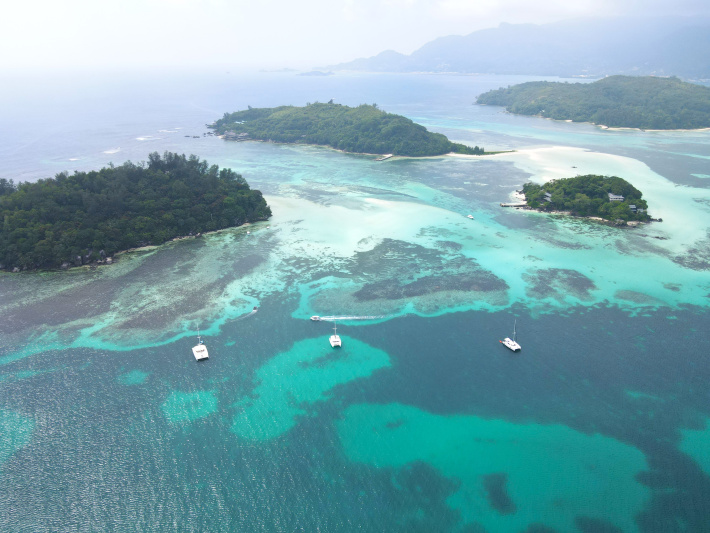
top-left (326, 17), bottom-right (710, 80)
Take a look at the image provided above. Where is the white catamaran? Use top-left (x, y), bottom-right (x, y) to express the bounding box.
top-left (192, 329), bottom-right (209, 361)
top-left (329, 321), bottom-right (342, 348)
top-left (500, 319), bottom-right (521, 352)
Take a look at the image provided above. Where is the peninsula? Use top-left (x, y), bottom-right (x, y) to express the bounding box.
top-left (0, 152), bottom-right (271, 272)
top-left (522, 175), bottom-right (650, 223)
top-left (477, 76), bottom-right (710, 130)
top-left (210, 103), bottom-right (484, 156)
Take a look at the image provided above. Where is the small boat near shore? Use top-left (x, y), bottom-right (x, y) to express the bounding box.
top-left (500, 320), bottom-right (521, 352)
top-left (311, 316), bottom-right (321, 321)
top-left (467, 214), bottom-right (474, 219)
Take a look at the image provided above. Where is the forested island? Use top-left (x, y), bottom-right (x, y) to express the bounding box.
top-left (522, 175), bottom-right (651, 223)
top-left (0, 152), bottom-right (271, 271)
top-left (210, 103), bottom-right (485, 156)
top-left (477, 76), bottom-right (710, 130)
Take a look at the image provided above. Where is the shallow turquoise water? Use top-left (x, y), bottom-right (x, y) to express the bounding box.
top-left (1, 71), bottom-right (710, 532)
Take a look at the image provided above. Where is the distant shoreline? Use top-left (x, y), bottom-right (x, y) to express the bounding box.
top-left (490, 109), bottom-right (710, 133)
top-left (476, 76), bottom-right (710, 131)
top-left (219, 136), bottom-right (512, 159)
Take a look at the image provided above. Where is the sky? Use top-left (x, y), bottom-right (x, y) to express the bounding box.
top-left (2, 0), bottom-right (709, 71)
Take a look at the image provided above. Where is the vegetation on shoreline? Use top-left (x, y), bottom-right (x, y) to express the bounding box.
top-left (523, 175), bottom-right (650, 222)
top-left (211, 103), bottom-right (484, 156)
top-left (0, 152), bottom-right (271, 271)
top-left (477, 76), bottom-right (710, 130)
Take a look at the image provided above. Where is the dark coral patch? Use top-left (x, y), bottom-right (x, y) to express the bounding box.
top-left (524, 268), bottom-right (596, 302)
top-left (482, 473), bottom-right (516, 515)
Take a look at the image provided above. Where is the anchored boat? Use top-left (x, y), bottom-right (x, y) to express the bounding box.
top-left (192, 330), bottom-right (209, 361)
top-left (500, 319), bottom-right (521, 352)
top-left (329, 321), bottom-right (342, 348)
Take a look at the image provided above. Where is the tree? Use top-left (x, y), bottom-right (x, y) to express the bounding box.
top-left (0, 152), bottom-right (271, 271)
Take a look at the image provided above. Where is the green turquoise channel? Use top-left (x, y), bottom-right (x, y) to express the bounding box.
top-left (0, 410), bottom-right (34, 471)
top-left (337, 403), bottom-right (651, 532)
top-left (232, 336), bottom-right (390, 441)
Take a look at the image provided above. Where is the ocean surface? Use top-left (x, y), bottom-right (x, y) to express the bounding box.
top-left (1, 70), bottom-right (710, 532)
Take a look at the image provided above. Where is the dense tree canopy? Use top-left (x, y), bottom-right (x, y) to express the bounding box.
top-left (523, 175), bottom-right (650, 222)
top-left (0, 152), bottom-right (271, 271)
top-left (211, 103), bottom-right (484, 156)
top-left (477, 76), bottom-right (710, 130)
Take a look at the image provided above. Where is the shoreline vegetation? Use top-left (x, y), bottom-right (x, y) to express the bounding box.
top-left (510, 174), bottom-right (653, 225)
top-left (210, 103), bottom-right (486, 157)
top-left (476, 76), bottom-right (710, 130)
top-left (0, 152), bottom-right (271, 272)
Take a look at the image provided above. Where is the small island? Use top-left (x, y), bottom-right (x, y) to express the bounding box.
top-left (521, 175), bottom-right (651, 223)
top-left (476, 76), bottom-right (710, 130)
top-left (0, 152), bottom-right (271, 272)
top-left (210, 103), bottom-right (485, 157)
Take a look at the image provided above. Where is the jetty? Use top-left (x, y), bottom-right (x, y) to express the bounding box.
top-left (500, 202), bottom-right (528, 208)
top-left (375, 154), bottom-right (394, 161)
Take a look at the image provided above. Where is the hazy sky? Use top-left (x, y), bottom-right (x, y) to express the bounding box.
top-left (2, 0), bottom-right (709, 70)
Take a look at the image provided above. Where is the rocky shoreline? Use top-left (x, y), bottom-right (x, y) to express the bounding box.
top-left (1, 231), bottom-right (209, 274)
top-left (504, 191), bottom-right (662, 227)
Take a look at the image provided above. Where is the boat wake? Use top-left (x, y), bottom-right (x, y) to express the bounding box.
top-left (317, 315), bottom-right (389, 322)
top-left (235, 307), bottom-right (259, 321)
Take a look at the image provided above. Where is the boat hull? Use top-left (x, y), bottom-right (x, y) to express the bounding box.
top-left (192, 344), bottom-right (209, 361)
top-left (500, 338), bottom-right (521, 352)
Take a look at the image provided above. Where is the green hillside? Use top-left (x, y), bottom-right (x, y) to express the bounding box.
top-left (477, 76), bottom-right (710, 130)
top-left (523, 175), bottom-right (650, 222)
top-left (211, 103), bottom-right (484, 156)
top-left (0, 152), bottom-right (271, 271)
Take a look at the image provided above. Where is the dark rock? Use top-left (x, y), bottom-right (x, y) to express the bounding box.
top-left (75, 255), bottom-right (83, 267)
top-left (61, 262), bottom-right (71, 270)
top-left (99, 249), bottom-right (106, 259)
top-left (12, 267), bottom-right (20, 273)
